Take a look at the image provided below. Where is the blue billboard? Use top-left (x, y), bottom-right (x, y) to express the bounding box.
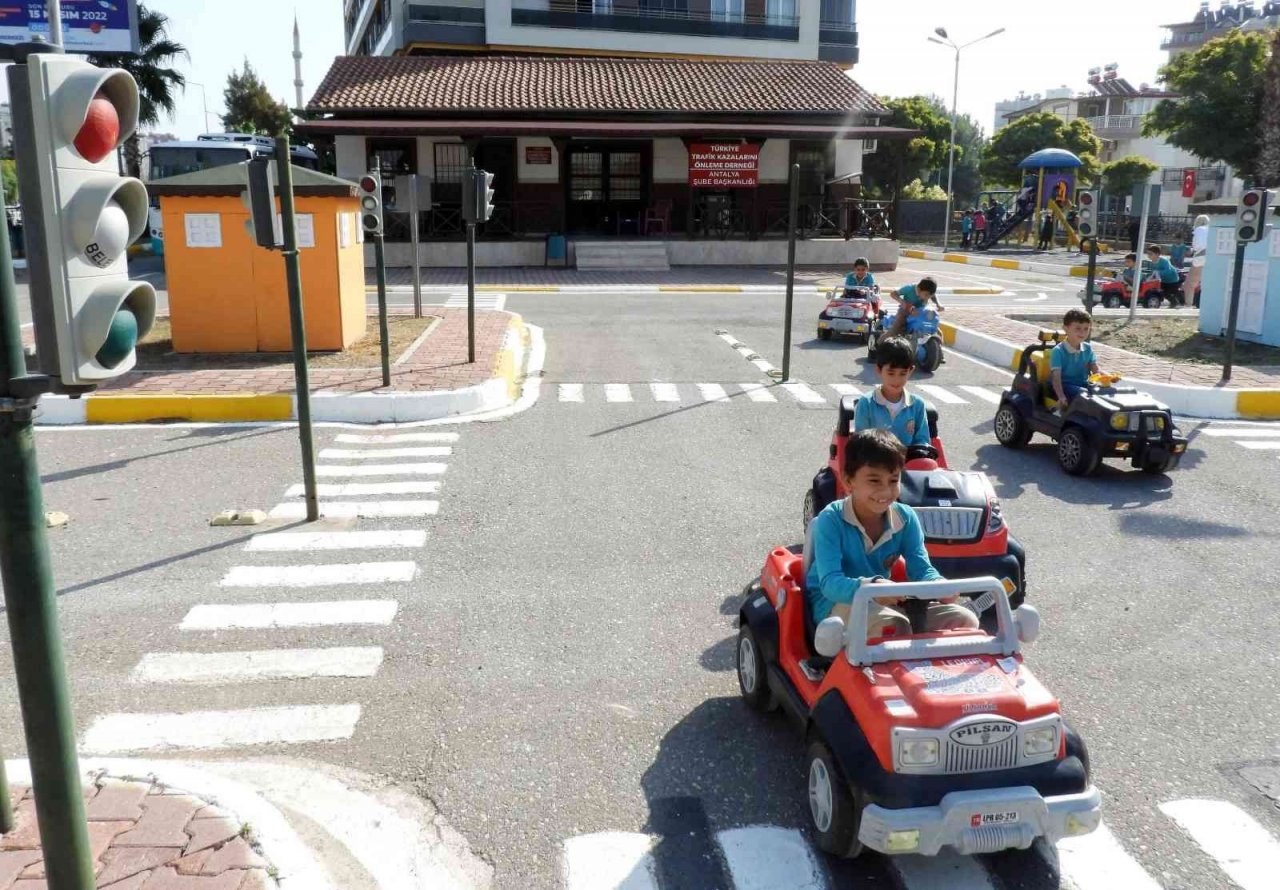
top-left (0, 1), bottom-right (140, 54)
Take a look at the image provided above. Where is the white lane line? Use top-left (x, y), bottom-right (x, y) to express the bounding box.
top-left (959, 385), bottom-right (1003, 405)
top-left (284, 481), bottom-right (440, 498)
top-left (268, 501), bottom-right (439, 520)
top-left (561, 832), bottom-right (658, 890)
top-left (246, 530), bottom-right (427, 552)
top-left (133, 647), bottom-right (384, 684)
top-left (830, 383), bottom-right (861, 397)
top-left (559, 383), bottom-right (585, 403)
top-left (780, 382), bottom-right (826, 404)
top-left (81, 704), bottom-right (362, 753)
top-left (319, 447), bottom-right (452, 459)
top-left (893, 849), bottom-right (997, 890)
top-left (1196, 427), bottom-right (1280, 437)
top-left (1054, 823), bottom-right (1164, 890)
top-left (316, 463), bottom-right (447, 477)
top-left (1238, 441), bottom-right (1280, 450)
top-left (716, 827), bottom-right (825, 890)
top-left (915, 384), bottom-right (969, 405)
top-left (740, 383), bottom-right (778, 403)
top-left (717, 332), bottom-right (742, 347)
top-left (1014, 293), bottom-right (1049, 303)
top-left (181, 601), bottom-right (399, 631)
top-left (1160, 799), bottom-right (1280, 890)
top-left (698, 383), bottom-right (730, 402)
top-left (751, 358), bottom-right (778, 374)
top-left (334, 432), bottom-right (459, 444)
top-left (650, 383), bottom-right (681, 402)
top-left (221, 562), bottom-right (418, 588)
top-left (605, 384), bottom-right (634, 403)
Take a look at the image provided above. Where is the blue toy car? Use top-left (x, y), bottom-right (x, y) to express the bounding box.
top-left (868, 307), bottom-right (944, 373)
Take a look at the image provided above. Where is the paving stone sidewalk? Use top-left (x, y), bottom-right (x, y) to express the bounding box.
top-left (949, 308), bottom-right (1280, 388)
top-left (0, 775), bottom-right (274, 889)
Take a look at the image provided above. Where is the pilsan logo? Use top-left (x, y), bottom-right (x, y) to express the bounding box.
top-left (949, 721), bottom-right (1016, 747)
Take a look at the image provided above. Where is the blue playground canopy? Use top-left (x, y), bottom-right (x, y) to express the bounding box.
top-left (1019, 148), bottom-right (1084, 169)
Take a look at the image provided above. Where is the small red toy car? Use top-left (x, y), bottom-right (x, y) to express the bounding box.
top-left (817, 285), bottom-right (879, 343)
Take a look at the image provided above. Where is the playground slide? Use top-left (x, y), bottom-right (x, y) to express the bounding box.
top-left (975, 203), bottom-right (1033, 250)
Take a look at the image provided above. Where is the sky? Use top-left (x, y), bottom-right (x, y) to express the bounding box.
top-left (2, 0), bottom-right (1196, 139)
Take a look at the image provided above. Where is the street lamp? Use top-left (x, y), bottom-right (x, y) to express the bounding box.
top-left (929, 26), bottom-right (1005, 251)
top-left (185, 80), bottom-right (217, 134)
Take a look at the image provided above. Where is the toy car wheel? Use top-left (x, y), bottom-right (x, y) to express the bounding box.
top-left (1103, 294), bottom-right (1121, 309)
top-left (1058, 426), bottom-right (1100, 476)
top-left (737, 625), bottom-right (775, 712)
top-left (1141, 454), bottom-right (1175, 475)
top-left (1144, 295), bottom-right (1162, 309)
top-left (866, 334), bottom-right (879, 363)
top-left (921, 337), bottom-right (943, 373)
top-left (803, 489), bottom-right (816, 531)
top-left (818, 328), bottom-right (833, 341)
top-left (806, 740), bottom-right (865, 858)
top-left (994, 404), bottom-right (1032, 449)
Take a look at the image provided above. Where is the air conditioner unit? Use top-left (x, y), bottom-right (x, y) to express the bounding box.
top-left (862, 139), bottom-right (878, 154)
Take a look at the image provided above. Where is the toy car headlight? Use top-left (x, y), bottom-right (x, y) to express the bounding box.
top-left (1154, 415), bottom-right (1167, 430)
top-left (1023, 726), bottom-right (1058, 757)
top-left (986, 498), bottom-right (1005, 533)
top-left (1110, 412), bottom-right (1132, 431)
top-left (899, 737), bottom-right (939, 766)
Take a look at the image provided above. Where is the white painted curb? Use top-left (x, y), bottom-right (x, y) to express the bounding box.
top-left (34, 395), bottom-right (87, 425)
top-left (903, 247), bottom-right (1110, 279)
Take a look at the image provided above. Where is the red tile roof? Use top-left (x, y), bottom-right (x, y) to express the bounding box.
top-left (308, 55), bottom-right (886, 118)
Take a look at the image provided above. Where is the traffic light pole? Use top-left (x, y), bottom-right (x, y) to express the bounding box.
top-left (781, 163), bottom-right (799, 382)
top-left (274, 138), bottom-right (319, 522)
top-left (1083, 239), bottom-right (1099, 314)
top-left (1222, 240), bottom-right (1247, 382)
top-left (466, 221), bottom-right (476, 364)
top-left (373, 233), bottom-right (391, 387)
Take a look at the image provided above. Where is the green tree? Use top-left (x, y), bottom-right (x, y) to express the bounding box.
top-left (87, 4), bottom-right (187, 179)
top-left (899, 179), bottom-right (948, 200)
top-left (1257, 29), bottom-right (1280, 186)
top-left (980, 112), bottom-right (1102, 187)
top-left (221, 60), bottom-right (292, 137)
top-left (2, 159), bottom-right (17, 206)
top-left (1101, 155), bottom-right (1160, 200)
top-left (924, 96), bottom-right (987, 206)
top-left (1145, 29), bottom-right (1269, 181)
top-left (862, 96), bottom-right (955, 197)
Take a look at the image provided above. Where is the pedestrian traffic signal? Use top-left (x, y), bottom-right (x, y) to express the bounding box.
top-left (10, 54), bottom-right (156, 388)
top-left (1235, 188), bottom-right (1271, 243)
top-left (1075, 190), bottom-right (1098, 238)
top-left (241, 156), bottom-right (281, 250)
top-left (359, 170), bottom-right (383, 236)
top-left (477, 170), bottom-right (495, 223)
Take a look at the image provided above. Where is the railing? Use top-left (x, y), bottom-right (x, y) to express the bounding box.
top-left (383, 202), bottom-right (560, 241)
top-left (1083, 114), bottom-right (1144, 135)
top-left (764, 198), bottom-right (894, 240)
top-left (511, 0), bottom-right (800, 30)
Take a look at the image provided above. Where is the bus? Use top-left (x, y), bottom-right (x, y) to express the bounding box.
top-left (145, 133), bottom-right (320, 251)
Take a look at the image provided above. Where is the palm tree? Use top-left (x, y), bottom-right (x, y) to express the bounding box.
top-left (87, 5), bottom-right (187, 179)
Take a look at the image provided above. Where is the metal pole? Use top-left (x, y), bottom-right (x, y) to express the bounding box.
top-left (274, 138), bottom-right (319, 522)
top-left (0, 179), bottom-right (95, 890)
top-left (782, 163), bottom-right (799, 382)
top-left (374, 233), bottom-right (390, 387)
top-left (942, 47), bottom-right (959, 252)
top-left (1084, 238), bottom-right (1099, 314)
top-left (466, 221), bottom-right (476, 364)
top-left (409, 181), bottom-right (422, 319)
top-left (46, 0), bottom-right (63, 46)
top-left (1128, 184), bottom-right (1153, 322)
top-left (1222, 241), bottom-right (1247, 382)
top-left (0, 741), bottom-right (12, 834)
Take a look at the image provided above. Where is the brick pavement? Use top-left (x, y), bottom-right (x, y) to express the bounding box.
top-left (0, 775), bottom-right (274, 889)
top-left (949, 308), bottom-right (1280, 388)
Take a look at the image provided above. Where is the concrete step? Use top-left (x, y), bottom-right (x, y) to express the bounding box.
top-left (575, 240), bottom-right (670, 271)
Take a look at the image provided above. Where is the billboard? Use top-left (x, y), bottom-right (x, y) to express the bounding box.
top-left (0, 1), bottom-right (140, 54)
top-left (688, 143), bottom-right (759, 189)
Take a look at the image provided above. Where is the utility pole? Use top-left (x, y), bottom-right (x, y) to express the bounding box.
top-left (781, 163), bottom-right (799, 382)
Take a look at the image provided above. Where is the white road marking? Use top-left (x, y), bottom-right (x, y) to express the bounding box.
top-left (133, 647), bottom-right (384, 684)
top-left (1237, 441), bottom-right (1280, 450)
top-left (830, 383), bottom-right (861, 397)
top-left (559, 383), bottom-right (585, 403)
top-left (716, 826), bottom-right (825, 890)
top-left (561, 832), bottom-right (658, 890)
top-left (1196, 426), bottom-right (1280, 437)
top-left (319, 447), bottom-right (452, 459)
top-left (959, 385), bottom-right (1003, 405)
top-left (650, 383), bottom-right (680, 402)
top-left (1160, 799), bottom-right (1280, 890)
top-left (284, 481), bottom-right (440, 498)
top-left (81, 704), bottom-right (362, 753)
top-left (915, 384), bottom-right (969, 405)
top-left (605, 384), bottom-right (634, 403)
top-left (1055, 823), bottom-right (1164, 890)
top-left (893, 849), bottom-right (997, 890)
top-left (1014, 293), bottom-right (1049, 303)
top-left (739, 382), bottom-right (777, 402)
top-left (781, 382), bottom-right (826, 404)
top-left (181, 601), bottom-right (399, 630)
top-left (334, 432), bottom-right (459, 444)
top-left (316, 463), bottom-right (447, 477)
top-left (220, 561), bottom-right (418, 587)
top-left (698, 383), bottom-right (730, 402)
top-left (268, 501), bottom-right (439, 520)
top-left (751, 358), bottom-right (778, 374)
top-left (246, 530), bottom-right (427, 552)
top-left (717, 332), bottom-right (742, 347)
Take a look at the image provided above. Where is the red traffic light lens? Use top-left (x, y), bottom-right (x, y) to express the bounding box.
top-left (1243, 192), bottom-right (1261, 207)
top-left (360, 176), bottom-right (378, 193)
top-left (74, 93), bottom-right (121, 163)
top-left (1079, 193), bottom-right (1093, 206)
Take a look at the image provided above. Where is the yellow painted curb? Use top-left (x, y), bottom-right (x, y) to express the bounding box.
top-left (1236, 390), bottom-right (1280, 419)
top-left (949, 287), bottom-right (1004, 295)
top-left (990, 259), bottom-right (1021, 270)
top-left (903, 249), bottom-right (927, 259)
top-left (939, 321), bottom-right (957, 346)
top-left (86, 393), bottom-right (294, 424)
top-left (943, 254), bottom-right (969, 265)
top-left (483, 285), bottom-right (556, 292)
top-left (493, 313), bottom-right (527, 401)
top-left (659, 285), bottom-right (743, 292)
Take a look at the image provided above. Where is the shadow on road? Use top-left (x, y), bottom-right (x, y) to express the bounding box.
top-left (41, 426), bottom-right (281, 485)
top-left (972, 442), bottom-right (1177, 510)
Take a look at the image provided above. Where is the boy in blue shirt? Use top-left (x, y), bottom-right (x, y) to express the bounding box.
top-left (887, 277), bottom-right (944, 338)
top-left (1145, 244), bottom-right (1184, 308)
top-left (1050, 308), bottom-right (1100, 411)
top-left (854, 337), bottom-right (931, 449)
top-left (844, 257), bottom-right (876, 289)
top-left (806, 429), bottom-right (978, 638)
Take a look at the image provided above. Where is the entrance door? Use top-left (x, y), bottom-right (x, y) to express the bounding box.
top-left (475, 139), bottom-right (517, 234)
top-left (566, 144), bottom-right (648, 235)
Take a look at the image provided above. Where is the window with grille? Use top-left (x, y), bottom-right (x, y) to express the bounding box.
top-left (434, 143), bottom-right (469, 204)
top-left (711, 0), bottom-right (744, 22)
top-left (570, 152), bottom-right (604, 202)
top-left (609, 151), bottom-right (642, 202)
top-left (767, 0), bottom-right (796, 24)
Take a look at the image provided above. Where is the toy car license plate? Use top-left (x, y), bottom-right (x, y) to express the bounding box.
top-left (970, 811), bottom-right (1020, 828)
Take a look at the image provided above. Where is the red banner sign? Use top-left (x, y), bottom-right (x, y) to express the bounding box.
top-left (688, 143), bottom-right (760, 188)
top-left (525, 146), bottom-right (553, 165)
top-left (1182, 168), bottom-right (1197, 198)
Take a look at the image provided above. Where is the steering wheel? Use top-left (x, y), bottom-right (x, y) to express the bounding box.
top-left (906, 443), bottom-right (939, 462)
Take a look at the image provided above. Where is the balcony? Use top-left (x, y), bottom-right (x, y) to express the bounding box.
top-left (510, 0), bottom-right (801, 43)
top-left (1160, 30), bottom-right (1210, 51)
top-left (818, 16), bottom-right (858, 64)
top-left (406, 3), bottom-right (487, 46)
top-left (1082, 114), bottom-right (1144, 138)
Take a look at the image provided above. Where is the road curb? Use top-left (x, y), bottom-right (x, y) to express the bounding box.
top-left (939, 320), bottom-right (1280, 420)
top-left (366, 283), bottom-right (1005, 295)
top-left (903, 247), bottom-right (1117, 280)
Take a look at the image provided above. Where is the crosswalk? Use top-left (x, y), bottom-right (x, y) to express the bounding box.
top-left (385, 289), bottom-right (507, 311)
top-left (559, 798), bottom-right (1280, 890)
top-left (1196, 424), bottom-right (1280, 463)
top-left (80, 430), bottom-right (461, 755)
top-left (554, 382), bottom-right (1006, 407)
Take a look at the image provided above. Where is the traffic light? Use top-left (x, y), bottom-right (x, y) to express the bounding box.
top-left (359, 170), bottom-right (383, 236)
top-left (461, 168), bottom-right (496, 224)
top-left (241, 156), bottom-right (281, 250)
top-left (1235, 187), bottom-right (1271, 243)
top-left (10, 54), bottom-right (156, 388)
top-left (1075, 190), bottom-right (1098, 238)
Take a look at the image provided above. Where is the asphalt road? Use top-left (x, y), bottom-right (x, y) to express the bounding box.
top-left (0, 289), bottom-right (1276, 889)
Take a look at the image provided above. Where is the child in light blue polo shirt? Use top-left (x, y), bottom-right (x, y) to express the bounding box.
top-left (854, 336), bottom-right (931, 449)
top-left (1050, 308), bottom-right (1100, 410)
top-left (844, 257), bottom-right (876, 289)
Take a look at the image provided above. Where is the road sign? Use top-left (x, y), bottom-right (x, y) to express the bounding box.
top-left (0, 1), bottom-right (140, 54)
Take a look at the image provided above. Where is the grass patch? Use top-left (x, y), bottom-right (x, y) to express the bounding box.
top-left (1081, 316), bottom-right (1280, 368)
top-left (134, 317), bottom-right (439, 371)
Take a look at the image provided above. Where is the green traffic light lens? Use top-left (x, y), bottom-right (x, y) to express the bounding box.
top-left (96, 308), bottom-right (139, 369)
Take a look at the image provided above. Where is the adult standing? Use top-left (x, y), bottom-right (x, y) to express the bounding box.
top-left (1187, 214), bottom-right (1210, 308)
